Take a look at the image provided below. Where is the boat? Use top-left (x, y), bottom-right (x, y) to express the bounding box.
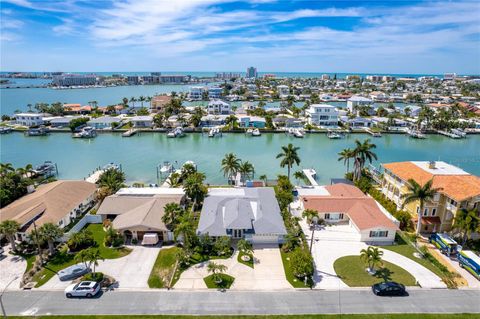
top-left (407, 128), bottom-right (426, 139)
top-left (103, 163), bottom-right (120, 171)
top-left (327, 130), bottom-right (342, 139)
top-left (160, 161), bottom-right (173, 174)
top-left (245, 128), bottom-right (254, 135)
top-left (167, 127), bottom-right (185, 138)
top-left (122, 128), bottom-right (137, 137)
top-left (293, 128), bottom-right (305, 138)
top-left (73, 126), bottom-right (97, 138)
top-left (25, 126), bottom-right (49, 136)
top-left (208, 127), bottom-right (222, 138)
top-left (32, 161), bottom-right (57, 177)
top-left (0, 127), bottom-right (12, 134)
top-left (451, 128), bottom-right (467, 138)
top-left (252, 128), bottom-right (261, 136)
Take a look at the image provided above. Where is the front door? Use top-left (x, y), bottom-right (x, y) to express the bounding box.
top-left (232, 229), bottom-right (243, 238)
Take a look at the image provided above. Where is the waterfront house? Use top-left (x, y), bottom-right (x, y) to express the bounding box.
top-left (150, 95), bottom-right (172, 113)
top-left (49, 115), bottom-right (86, 128)
top-left (87, 116), bottom-right (122, 129)
top-left (130, 115), bottom-right (153, 128)
top-left (200, 114), bottom-right (228, 127)
top-left (380, 161), bottom-right (480, 234)
top-left (404, 105), bottom-right (422, 117)
top-left (237, 115), bottom-right (266, 128)
top-left (305, 104), bottom-right (339, 127)
top-left (371, 117), bottom-right (408, 129)
top-left (300, 183), bottom-right (399, 244)
top-left (277, 85), bottom-right (289, 97)
top-left (369, 91), bottom-right (389, 101)
top-left (347, 96), bottom-right (372, 113)
top-left (14, 113), bottom-right (44, 127)
top-left (208, 87), bottom-right (223, 99)
top-left (341, 116), bottom-right (372, 128)
top-left (97, 188), bottom-right (185, 243)
top-left (0, 181), bottom-right (96, 241)
top-left (207, 100), bottom-right (231, 115)
top-left (63, 104), bottom-right (92, 115)
top-left (197, 188), bottom-right (287, 244)
top-left (189, 86), bottom-right (204, 100)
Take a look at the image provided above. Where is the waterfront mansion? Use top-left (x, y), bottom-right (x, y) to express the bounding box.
top-left (305, 104), bottom-right (339, 127)
top-left (380, 161), bottom-right (480, 234)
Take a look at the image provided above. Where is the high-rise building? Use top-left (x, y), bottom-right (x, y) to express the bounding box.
top-left (246, 67), bottom-right (257, 78)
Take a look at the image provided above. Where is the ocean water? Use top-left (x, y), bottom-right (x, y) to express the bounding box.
top-left (1, 132), bottom-right (478, 185)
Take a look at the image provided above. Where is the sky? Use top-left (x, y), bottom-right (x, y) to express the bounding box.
top-left (1, 0), bottom-right (479, 74)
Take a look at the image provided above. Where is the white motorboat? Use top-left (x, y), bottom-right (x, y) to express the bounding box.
top-left (252, 128), bottom-right (261, 136)
top-left (167, 127), bottom-right (185, 138)
top-left (160, 161), bottom-right (173, 174)
top-left (327, 130), bottom-right (342, 139)
top-left (208, 127), bottom-right (222, 137)
top-left (73, 126), bottom-right (96, 138)
top-left (293, 129), bottom-right (304, 138)
top-left (246, 128), bottom-right (254, 135)
top-left (451, 128), bottom-right (467, 138)
top-left (407, 128), bottom-right (426, 139)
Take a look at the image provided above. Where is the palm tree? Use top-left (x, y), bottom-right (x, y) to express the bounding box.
top-left (352, 139), bottom-right (377, 181)
top-left (97, 168), bottom-right (126, 197)
top-left (225, 115), bottom-right (238, 130)
top-left (238, 161), bottom-right (255, 184)
top-left (207, 261), bottom-right (228, 283)
top-left (16, 164), bottom-right (34, 178)
top-left (37, 223), bottom-right (63, 255)
top-left (174, 215), bottom-right (195, 248)
top-left (182, 172), bottom-right (208, 210)
top-left (0, 163), bottom-right (15, 176)
top-left (86, 248), bottom-right (104, 276)
top-left (237, 238), bottom-right (253, 256)
top-left (401, 179), bottom-right (441, 235)
top-left (360, 246), bottom-right (384, 274)
top-left (0, 220), bottom-right (20, 252)
top-left (162, 202), bottom-right (184, 231)
top-left (453, 209), bottom-right (480, 245)
top-left (122, 97), bottom-right (129, 107)
top-left (221, 153), bottom-right (241, 184)
top-left (276, 144), bottom-right (301, 180)
top-left (302, 209), bottom-right (319, 224)
top-left (293, 171), bottom-right (306, 185)
top-left (129, 97), bottom-right (137, 108)
top-left (338, 148), bottom-right (355, 173)
top-left (166, 172), bottom-right (181, 188)
top-left (259, 174), bottom-right (268, 186)
top-left (74, 248), bottom-right (91, 268)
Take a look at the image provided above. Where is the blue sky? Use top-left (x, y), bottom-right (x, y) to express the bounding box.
top-left (1, 0), bottom-right (479, 74)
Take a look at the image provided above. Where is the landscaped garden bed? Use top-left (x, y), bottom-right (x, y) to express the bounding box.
top-left (203, 274), bottom-right (235, 289)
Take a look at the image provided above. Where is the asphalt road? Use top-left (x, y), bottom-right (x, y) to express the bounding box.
top-left (3, 289), bottom-right (480, 316)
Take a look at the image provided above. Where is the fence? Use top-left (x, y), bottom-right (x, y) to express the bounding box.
top-left (61, 214), bottom-right (102, 241)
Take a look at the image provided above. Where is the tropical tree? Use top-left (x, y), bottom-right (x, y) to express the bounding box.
top-left (174, 214), bottom-right (196, 248)
top-left (180, 163), bottom-right (197, 182)
top-left (129, 97), bottom-right (136, 108)
top-left (293, 171), bottom-right (307, 185)
top-left (162, 202), bottom-right (184, 231)
top-left (16, 164), bottom-right (34, 178)
top-left (352, 139), bottom-right (377, 181)
top-left (37, 223), bottom-right (63, 255)
top-left (225, 115), bottom-right (238, 130)
top-left (237, 238), bottom-right (253, 256)
top-left (213, 236), bottom-right (231, 256)
top-left (259, 174), bottom-right (268, 186)
top-left (360, 246), bottom-right (384, 274)
top-left (221, 153), bottom-right (241, 184)
top-left (453, 209), bottom-right (480, 245)
top-left (166, 172), bottom-right (181, 188)
top-left (0, 163), bottom-right (15, 176)
top-left (97, 168), bottom-right (126, 198)
top-left (207, 261), bottom-right (228, 283)
top-left (338, 148), bottom-right (355, 173)
top-left (302, 209), bottom-right (319, 225)
top-left (238, 161), bottom-right (255, 184)
top-left (401, 178), bottom-right (441, 235)
top-left (153, 113), bottom-right (164, 128)
top-left (86, 248), bottom-right (104, 275)
top-left (290, 248), bottom-right (314, 279)
top-left (182, 172), bottom-right (208, 210)
top-left (138, 95), bottom-right (146, 108)
top-left (0, 220), bottom-right (20, 252)
top-left (276, 144), bottom-right (301, 180)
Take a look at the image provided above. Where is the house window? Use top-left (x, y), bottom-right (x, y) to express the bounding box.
top-left (423, 208), bottom-right (429, 216)
top-left (433, 194), bottom-right (440, 202)
top-left (432, 208), bottom-right (437, 216)
top-left (369, 230), bottom-right (388, 237)
top-left (450, 199), bottom-right (457, 206)
top-left (416, 206), bottom-right (420, 213)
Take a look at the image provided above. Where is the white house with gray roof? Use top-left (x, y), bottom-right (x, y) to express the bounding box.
top-left (197, 188), bottom-right (287, 244)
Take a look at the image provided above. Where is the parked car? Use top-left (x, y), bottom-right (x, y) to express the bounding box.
top-left (58, 263), bottom-right (90, 281)
top-left (65, 281), bottom-right (100, 298)
top-left (372, 282), bottom-right (406, 296)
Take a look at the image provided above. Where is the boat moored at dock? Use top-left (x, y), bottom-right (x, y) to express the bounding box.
top-left (25, 126), bottom-right (49, 136)
top-left (73, 126), bottom-right (97, 138)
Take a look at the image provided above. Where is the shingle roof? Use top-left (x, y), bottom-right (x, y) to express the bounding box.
top-left (197, 188), bottom-right (287, 237)
top-left (383, 161), bottom-right (480, 201)
top-left (302, 183), bottom-right (398, 231)
top-left (0, 181), bottom-right (96, 232)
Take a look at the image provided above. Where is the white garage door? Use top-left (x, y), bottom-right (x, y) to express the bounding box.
top-left (251, 234), bottom-right (280, 244)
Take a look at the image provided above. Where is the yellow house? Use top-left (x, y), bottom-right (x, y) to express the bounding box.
top-left (380, 161), bottom-right (480, 233)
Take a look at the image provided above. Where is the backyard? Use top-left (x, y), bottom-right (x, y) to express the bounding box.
top-left (333, 255), bottom-right (417, 287)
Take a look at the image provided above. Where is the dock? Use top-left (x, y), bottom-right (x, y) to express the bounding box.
top-left (302, 168), bottom-right (318, 186)
top-left (364, 127), bottom-right (382, 137)
top-left (85, 163), bottom-right (121, 183)
top-left (437, 130), bottom-right (462, 139)
top-left (122, 128), bottom-right (138, 137)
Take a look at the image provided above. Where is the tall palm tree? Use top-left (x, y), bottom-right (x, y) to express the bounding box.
top-left (225, 115), bottom-right (238, 129)
top-left (237, 238), bottom-right (253, 256)
top-left (259, 174), bottom-right (268, 186)
top-left (221, 153), bottom-right (241, 184)
top-left (122, 97), bottom-right (129, 107)
top-left (276, 144), bottom-right (301, 180)
top-left (293, 171), bottom-right (306, 185)
top-left (138, 95), bottom-right (146, 108)
top-left (401, 179), bottom-right (441, 235)
top-left (174, 215), bottom-right (195, 248)
top-left (97, 168), bottom-right (126, 196)
top-left (0, 220), bottom-right (20, 252)
top-left (87, 248), bottom-right (104, 275)
top-left (360, 246), bottom-right (383, 273)
top-left (37, 222), bottom-right (63, 255)
top-left (338, 148), bottom-right (355, 173)
top-left (453, 208), bottom-right (480, 245)
top-left (0, 163), bottom-right (15, 176)
top-left (182, 172), bottom-right (208, 210)
top-left (238, 161), bottom-right (255, 184)
top-left (129, 97), bottom-right (137, 108)
top-left (352, 139), bottom-right (377, 181)
top-left (162, 202), bottom-right (184, 231)
top-left (302, 209), bottom-right (319, 224)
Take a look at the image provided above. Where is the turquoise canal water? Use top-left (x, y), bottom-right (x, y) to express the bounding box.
top-left (1, 132), bottom-right (479, 185)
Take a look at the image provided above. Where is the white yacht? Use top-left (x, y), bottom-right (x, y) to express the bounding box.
top-left (208, 127), bottom-right (222, 137)
top-left (73, 126), bottom-right (96, 138)
top-left (252, 128), bottom-right (261, 136)
top-left (167, 127), bottom-right (185, 138)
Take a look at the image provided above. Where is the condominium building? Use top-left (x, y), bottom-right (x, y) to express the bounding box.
top-left (53, 74), bottom-right (97, 87)
top-left (246, 67), bottom-right (257, 78)
top-left (208, 87), bottom-right (223, 99)
top-left (380, 161), bottom-right (480, 233)
top-left (305, 104), bottom-right (339, 126)
top-left (366, 75), bottom-right (383, 82)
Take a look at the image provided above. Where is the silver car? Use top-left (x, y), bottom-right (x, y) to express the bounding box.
top-left (65, 281), bottom-right (100, 298)
top-left (58, 263), bottom-right (90, 281)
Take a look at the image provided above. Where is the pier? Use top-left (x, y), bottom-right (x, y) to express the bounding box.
top-left (436, 130), bottom-right (462, 139)
top-left (302, 168), bottom-right (318, 186)
top-left (363, 127), bottom-right (382, 137)
top-left (122, 128), bottom-right (138, 137)
top-left (85, 163), bottom-right (121, 183)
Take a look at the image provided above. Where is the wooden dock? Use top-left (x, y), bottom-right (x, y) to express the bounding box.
top-left (122, 129), bottom-right (138, 137)
top-left (364, 127), bottom-right (382, 137)
top-left (436, 130), bottom-right (461, 139)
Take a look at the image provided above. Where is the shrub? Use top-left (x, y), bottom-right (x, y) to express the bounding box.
top-left (67, 229), bottom-right (95, 252)
top-left (290, 248), bottom-right (314, 278)
top-left (83, 272), bottom-right (104, 282)
top-left (104, 226), bottom-right (123, 247)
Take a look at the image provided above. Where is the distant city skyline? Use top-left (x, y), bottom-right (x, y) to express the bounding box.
top-left (1, 0), bottom-right (479, 74)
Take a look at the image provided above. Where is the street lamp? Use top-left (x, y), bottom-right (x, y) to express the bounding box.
top-left (0, 276), bottom-right (19, 318)
top-left (309, 216), bottom-right (318, 254)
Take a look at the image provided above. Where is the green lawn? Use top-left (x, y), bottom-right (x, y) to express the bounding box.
top-left (279, 246), bottom-right (312, 288)
top-left (237, 251), bottom-right (254, 268)
top-left (9, 314), bottom-right (480, 319)
top-left (33, 224), bottom-right (131, 287)
top-left (380, 233), bottom-right (445, 278)
top-left (333, 255), bottom-right (417, 287)
top-left (148, 247), bottom-right (180, 288)
top-left (203, 273), bottom-right (235, 289)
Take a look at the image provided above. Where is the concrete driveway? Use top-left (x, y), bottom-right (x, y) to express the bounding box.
top-left (0, 247), bottom-right (26, 290)
top-left (301, 221), bottom-right (447, 289)
top-left (41, 245), bottom-right (161, 290)
top-left (175, 244), bottom-right (291, 290)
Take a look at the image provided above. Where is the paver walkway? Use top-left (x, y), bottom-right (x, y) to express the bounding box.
top-left (0, 247), bottom-right (26, 290)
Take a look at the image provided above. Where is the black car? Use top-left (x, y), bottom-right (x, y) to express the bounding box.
top-left (372, 282), bottom-right (407, 296)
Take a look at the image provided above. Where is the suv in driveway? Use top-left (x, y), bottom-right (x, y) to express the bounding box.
top-left (65, 281), bottom-right (100, 298)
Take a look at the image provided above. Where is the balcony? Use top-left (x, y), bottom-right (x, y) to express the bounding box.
top-left (446, 202), bottom-right (457, 213)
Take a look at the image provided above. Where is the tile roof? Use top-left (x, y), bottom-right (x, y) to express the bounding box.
top-left (302, 183), bottom-right (398, 231)
top-left (0, 181), bottom-right (96, 232)
top-left (383, 161), bottom-right (480, 201)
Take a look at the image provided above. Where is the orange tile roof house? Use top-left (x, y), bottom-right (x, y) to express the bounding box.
top-left (0, 181), bottom-right (97, 241)
top-left (301, 183), bottom-right (399, 244)
top-left (381, 161), bottom-right (480, 233)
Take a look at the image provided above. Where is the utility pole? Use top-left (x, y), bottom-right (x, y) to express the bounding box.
top-left (309, 216), bottom-right (318, 254)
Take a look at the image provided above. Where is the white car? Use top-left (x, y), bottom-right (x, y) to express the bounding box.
top-left (65, 281), bottom-right (100, 298)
